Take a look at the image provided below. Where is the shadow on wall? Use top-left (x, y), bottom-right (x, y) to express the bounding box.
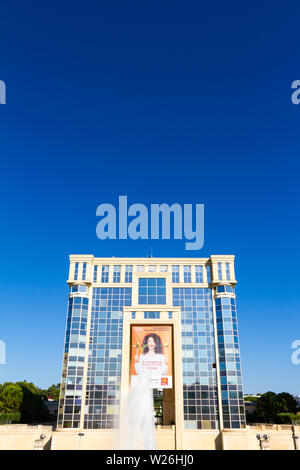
top-left (214, 433), bottom-right (222, 450)
top-left (43, 436), bottom-right (52, 450)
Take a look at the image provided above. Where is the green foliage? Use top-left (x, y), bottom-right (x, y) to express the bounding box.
top-left (16, 382), bottom-right (50, 423)
top-left (0, 384), bottom-right (23, 413)
top-left (40, 384), bottom-right (61, 401)
top-left (0, 412), bottom-right (21, 424)
top-left (247, 391), bottom-right (298, 424)
top-left (276, 413), bottom-right (300, 424)
top-left (244, 396), bottom-right (257, 403)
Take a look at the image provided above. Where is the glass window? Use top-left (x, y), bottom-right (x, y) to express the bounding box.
top-left (101, 265), bottom-right (109, 283)
top-left (93, 265), bottom-right (98, 283)
top-left (82, 263), bottom-right (87, 281)
top-left (138, 278), bottom-right (166, 304)
top-left (172, 265), bottom-right (179, 283)
top-left (137, 265), bottom-right (145, 272)
top-left (160, 265), bottom-right (168, 272)
top-left (184, 266), bottom-right (191, 283)
top-left (113, 265), bottom-right (121, 283)
top-left (125, 265), bottom-right (133, 283)
top-left (144, 311), bottom-right (160, 319)
top-left (74, 263), bottom-right (79, 281)
top-left (148, 265), bottom-right (156, 272)
top-left (206, 265), bottom-right (211, 283)
top-left (218, 262), bottom-right (222, 281)
top-left (226, 262), bottom-right (230, 281)
top-left (195, 265), bottom-right (203, 283)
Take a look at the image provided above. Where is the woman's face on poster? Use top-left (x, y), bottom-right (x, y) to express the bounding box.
top-left (147, 336), bottom-right (156, 351)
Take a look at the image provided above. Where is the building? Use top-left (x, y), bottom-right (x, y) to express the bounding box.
top-left (57, 255), bottom-right (246, 448)
top-left (43, 398), bottom-right (58, 423)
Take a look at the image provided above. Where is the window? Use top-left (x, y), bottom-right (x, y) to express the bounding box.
top-left (195, 265), bottom-right (203, 283)
top-left (184, 265), bottom-right (191, 283)
top-left (138, 278), bottom-right (166, 304)
top-left (125, 265), bottom-right (132, 283)
top-left (137, 265), bottom-right (145, 272)
top-left (132, 312), bottom-right (136, 319)
top-left (218, 262), bottom-right (222, 281)
top-left (172, 265), bottom-right (179, 283)
top-left (93, 265), bottom-right (98, 283)
top-left (74, 263), bottom-right (79, 281)
top-left (148, 265), bottom-right (156, 272)
top-left (217, 285), bottom-right (234, 294)
top-left (113, 265), bottom-right (121, 283)
top-left (144, 311), bottom-right (160, 319)
top-left (226, 262), bottom-right (230, 281)
top-left (160, 265), bottom-right (168, 272)
top-left (101, 265), bottom-right (109, 283)
top-left (168, 312), bottom-right (173, 319)
top-left (82, 263), bottom-right (87, 281)
top-left (71, 285), bottom-right (87, 293)
top-left (206, 265), bottom-right (211, 283)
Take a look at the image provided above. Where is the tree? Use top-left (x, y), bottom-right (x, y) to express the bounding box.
top-left (40, 384), bottom-right (61, 401)
top-left (247, 391), bottom-right (298, 424)
top-left (46, 384), bottom-right (61, 401)
top-left (277, 393), bottom-right (298, 414)
top-left (0, 384), bottom-right (23, 413)
top-left (16, 382), bottom-right (49, 423)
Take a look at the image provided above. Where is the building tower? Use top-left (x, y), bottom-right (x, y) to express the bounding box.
top-left (57, 255), bottom-right (245, 446)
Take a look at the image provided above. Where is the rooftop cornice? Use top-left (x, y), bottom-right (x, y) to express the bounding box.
top-left (68, 254), bottom-right (235, 263)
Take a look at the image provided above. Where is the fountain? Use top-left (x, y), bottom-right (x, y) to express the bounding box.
top-left (118, 376), bottom-right (157, 450)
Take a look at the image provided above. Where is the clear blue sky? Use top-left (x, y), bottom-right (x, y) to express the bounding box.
top-left (0, 1), bottom-right (299, 394)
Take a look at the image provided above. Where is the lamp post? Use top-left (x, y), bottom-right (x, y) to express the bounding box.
top-left (292, 426), bottom-right (300, 450)
top-left (77, 432), bottom-right (85, 450)
top-left (33, 434), bottom-right (46, 450)
top-left (256, 434), bottom-right (270, 450)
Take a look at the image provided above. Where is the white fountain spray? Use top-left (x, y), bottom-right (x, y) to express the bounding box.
top-left (118, 376), bottom-right (157, 450)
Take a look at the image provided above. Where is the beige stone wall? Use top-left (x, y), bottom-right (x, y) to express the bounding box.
top-left (0, 425), bottom-right (53, 450)
top-left (182, 430), bottom-right (222, 450)
top-left (0, 424), bottom-right (299, 450)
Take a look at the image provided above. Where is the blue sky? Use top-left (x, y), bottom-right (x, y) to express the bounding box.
top-left (0, 1), bottom-right (299, 394)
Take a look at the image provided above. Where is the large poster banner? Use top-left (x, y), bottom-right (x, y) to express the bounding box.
top-left (131, 325), bottom-right (173, 389)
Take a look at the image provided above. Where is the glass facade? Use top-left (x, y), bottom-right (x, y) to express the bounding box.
top-left (138, 278), bottom-right (166, 304)
top-left (85, 287), bottom-right (131, 429)
top-left (58, 295), bottom-right (88, 428)
top-left (173, 287), bottom-right (219, 429)
top-left (59, 257), bottom-right (245, 432)
top-left (215, 294), bottom-right (245, 428)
